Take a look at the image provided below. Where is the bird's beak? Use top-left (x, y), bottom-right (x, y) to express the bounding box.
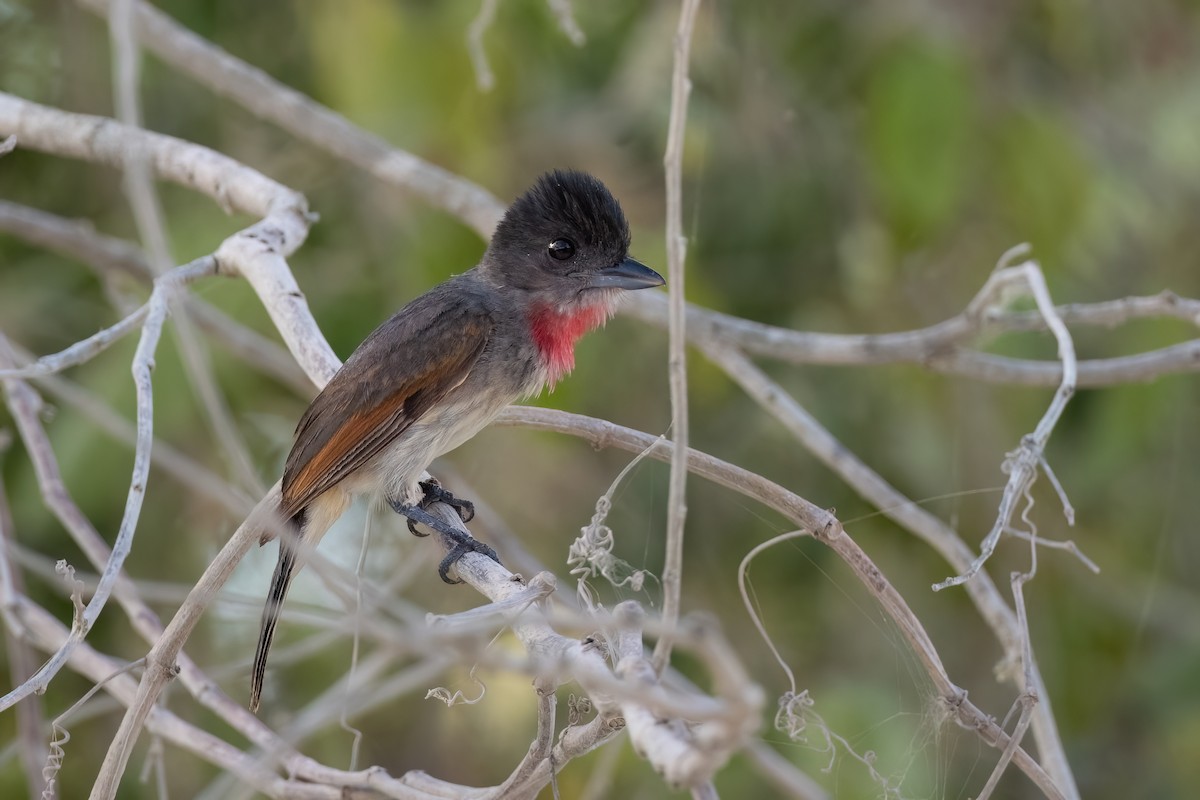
top-left (581, 257), bottom-right (666, 290)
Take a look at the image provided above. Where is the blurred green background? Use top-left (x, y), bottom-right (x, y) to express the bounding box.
top-left (2, 1), bottom-right (1200, 798)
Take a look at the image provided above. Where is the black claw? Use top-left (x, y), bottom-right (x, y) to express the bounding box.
top-left (437, 538), bottom-right (500, 584)
top-left (418, 480), bottom-right (475, 523)
top-left (438, 545), bottom-right (469, 584)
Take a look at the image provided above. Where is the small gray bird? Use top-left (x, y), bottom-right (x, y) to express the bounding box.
top-left (250, 170), bottom-right (664, 711)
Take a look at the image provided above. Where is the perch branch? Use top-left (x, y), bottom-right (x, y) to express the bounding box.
top-left (495, 405), bottom-right (1066, 800)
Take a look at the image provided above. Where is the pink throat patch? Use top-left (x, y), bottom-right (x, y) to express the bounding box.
top-left (528, 301), bottom-right (613, 387)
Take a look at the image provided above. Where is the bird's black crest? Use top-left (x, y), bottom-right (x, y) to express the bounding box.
top-left (493, 170), bottom-right (631, 253)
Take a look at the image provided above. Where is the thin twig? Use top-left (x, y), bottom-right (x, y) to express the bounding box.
top-left (622, 288), bottom-right (1200, 388)
top-left (652, 0), bottom-right (702, 677)
top-left (977, 565), bottom-right (1040, 800)
top-left (0, 303), bottom-right (151, 380)
top-left (0, 200), bottom-right (313, 394)
top-left (10, 598), bottom-right (366, 799)
top-left (0, 258), bottom-right (213, 714)
top-left (935, 259), bottom-right (1078, 591)
top-left (545, 0), bottom-right (585, 45)
top-left (692, 329), bottom-right (1080, 798)
top-left (467, 0), bottom-right (501, 92)
top-left (496, 405), bottom-right (1067, 800)
top-left (108, 0), bottom-right (264, 495)
top-left (738, 530), bottom-right (809, 693)
top-left (74, 0), bottom-right (506, 239)
top-left (0, 437), bottom-right (49, 799)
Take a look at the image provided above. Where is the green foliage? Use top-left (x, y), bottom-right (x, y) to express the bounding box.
top-left (866, 40), bottom-right (975, 244)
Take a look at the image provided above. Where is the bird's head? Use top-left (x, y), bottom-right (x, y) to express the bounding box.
top-left (483, 170), bottom-right (664, 311)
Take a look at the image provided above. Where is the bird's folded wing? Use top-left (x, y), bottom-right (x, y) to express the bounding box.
top-left (279, 291), bottom-right (494, 518)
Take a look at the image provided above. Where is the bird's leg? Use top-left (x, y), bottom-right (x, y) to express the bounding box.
top-left (387, 493), bottom-right (499, 585)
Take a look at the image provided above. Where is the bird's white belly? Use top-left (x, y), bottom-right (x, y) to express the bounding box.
top-left (346, 389), bottom-right (525, 508)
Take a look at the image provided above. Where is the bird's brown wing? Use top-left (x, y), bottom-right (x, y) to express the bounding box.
top-left (279, 289), bottom-right (494, 519)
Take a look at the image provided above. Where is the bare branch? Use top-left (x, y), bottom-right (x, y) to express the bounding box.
top-left (622, 287), bottom-right (1200, 387)
top-left (108, 0), bottom-right (264, 499)
top-left (0, 200), bottom-right (312, 394)
top-left (467, 0), bottom-right (502, 92)
top-left (678, 330), bottom-right (1080, 796)
top-left (652, 0), bottom-right (702, 677)
top-left (545, 0), bottom-right (586, 45)
top-left (9, 597), bottom-right (383, 799)
top-left (935, 259), bottom-right (1077, 591)
top-left (495, 405), bottom-right (1067, 800)
top-left (0, 302), bottom-right (150, 380)
top-left (0, 93), bottom-right (302, 219)
top-left (74, 0), bottom-right (506, 239)
top-left (0, 259), bottom-right (212, 714)
top-left (0, 437), bottom-right (49, 799)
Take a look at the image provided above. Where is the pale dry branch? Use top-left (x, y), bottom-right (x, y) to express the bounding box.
top-left (935, 258), bottom-right (1078, 591)
top-left (0, 94), bottom-right (303, 219)
top-left (440, 469), bottom-right (826, 798)
top-left (7, 596), bottom-right (404, 799)
top-left (0, 257), bottom-right (212, 714)
top-left (0, 92), bottom-right (326, 387)
top-left (692, 337), bottom-right (1078, 791)
top-left (546, 0), bottom-right (586, 45)
top-left (74, 0), bottom-right (506, 239)
top-left (467, 0), bottom-right (502, 92)
top-left (977, 570), bottom-right (1039, 800)
top-left (614, 601), bottom-right (754, 790)
top-left (0, 340), bottom-right (367, 797)
top-left (0, 200), bottom-right (312, 394)
top-left (495, 405), bottom-right (1067, 800)
top-left (488, 678), bottom-right (557, 799)
top-left (0, 303), bottom-right (152, 380)
top-left (653, 0), bottom-right (702, 677)
top-left (0, 440), bottom-right (49, 800)
top-left (418, 503), bottom-right (757, 793)
top-left (622, 286), bottom-right (1200, 387)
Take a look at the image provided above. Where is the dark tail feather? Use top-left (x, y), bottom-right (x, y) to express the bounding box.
top-left (249, 531), bottom-right (300, 713)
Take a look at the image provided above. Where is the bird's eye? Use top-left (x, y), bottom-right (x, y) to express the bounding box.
top-left (548, 238), bottom-right (576, 261)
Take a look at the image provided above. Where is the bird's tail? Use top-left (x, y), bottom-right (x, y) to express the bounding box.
top-left (249, 510), bottom-right (304, 714)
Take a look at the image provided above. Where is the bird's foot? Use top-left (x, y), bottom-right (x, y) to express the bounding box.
top-left (387, 496), bottom-right (498, 584)
top-left (419, 479), bottom-right (475, 523)
top-left (398, 480), bottom-right (475, 537)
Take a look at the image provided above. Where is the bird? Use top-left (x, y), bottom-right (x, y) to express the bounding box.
top-left (249, 169), bottom-right (665, 712)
